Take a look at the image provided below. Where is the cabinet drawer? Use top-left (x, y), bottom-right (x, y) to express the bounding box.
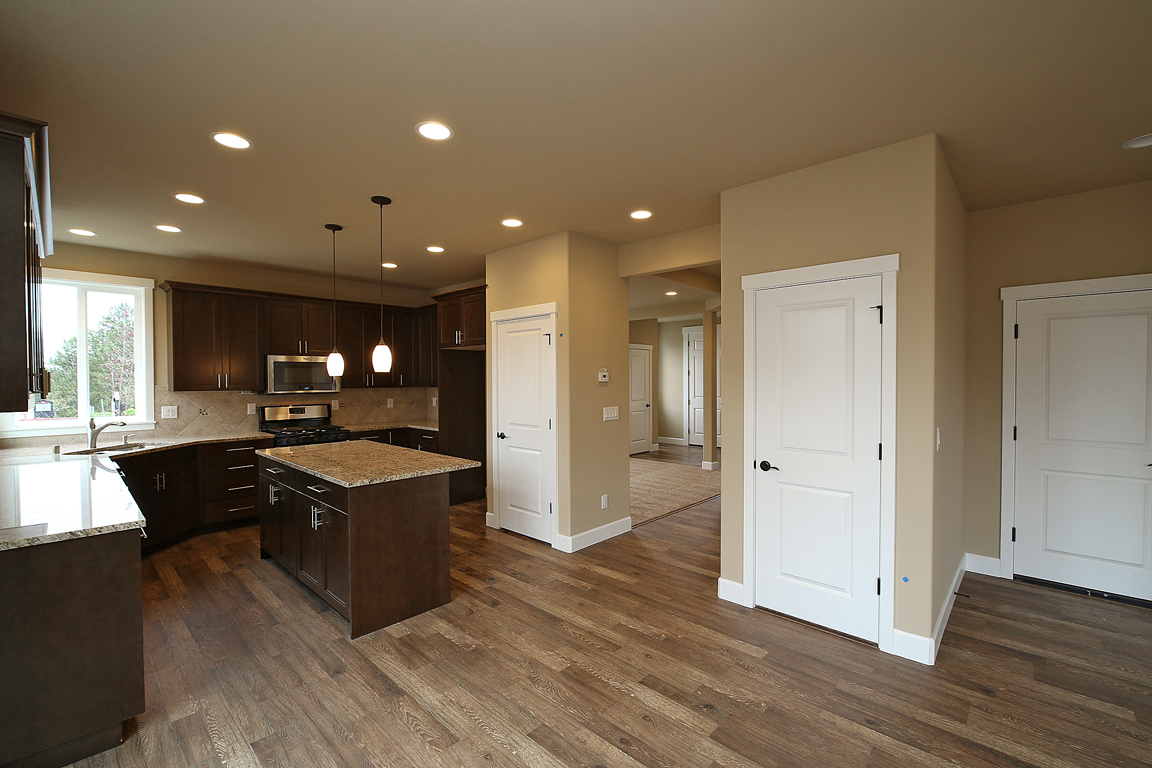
top-left (201, 440), bottom-right (271, 465)
top-left (352, 431), bottom-right (388, 443)
top-left (202, 468), bottom-right (259, 503)
top-left (295, 473), bottom-right (348, 507)
top-left (413, 433), bottom-right (439, 453)
top-left (202, 497), bottom-right (259, 524)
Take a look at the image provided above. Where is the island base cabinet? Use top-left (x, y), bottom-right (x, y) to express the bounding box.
top-left (0, 530), bottom-right (144, 767)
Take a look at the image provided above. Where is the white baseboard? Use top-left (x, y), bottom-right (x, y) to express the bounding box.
top-left (485, 512), bottom-right (499, 528)
top-left (964, 552), bottom-right (1001, 577)
top-left (555, 515), bottom-right (631, 553)
top-left (701, 460), bottom-right (720, 471)
top-left (650, 443), bottom-right (660, 452)
top-left (717, 577), bottom-right (754, 608)
top-left (659, 436), bottom-right (688, 446)
top-left (891, 629), bottom-right (935, 665)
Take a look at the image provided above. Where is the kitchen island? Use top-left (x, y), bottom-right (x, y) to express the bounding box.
top-left (0, 453), bottom-right (145, 768)
top-left (256, 440), bottom-right (480, 639)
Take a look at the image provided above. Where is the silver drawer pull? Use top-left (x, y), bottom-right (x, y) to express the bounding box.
top-left (422, 435), bottom-right (434, 439)
top-left (228, 485), bottom-right (256, 492)
top-left (228, 464), bottom-right (256, 470)
top-left (306, 485), bottom-right (330, 494)
top-left (266, 467), bottom-right (285, 474)
top-left (226, 446), bottom-right (255, 452)
top-left (227, 505), bottom-right (256, 513)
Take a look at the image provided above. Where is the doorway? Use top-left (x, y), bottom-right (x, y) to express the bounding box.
top-left (628, 344), bottom-right (653, 455)
top-left (684, 325), bottom-right (721, 447)
top-left (1002, 275), bottom-right (1152, 601)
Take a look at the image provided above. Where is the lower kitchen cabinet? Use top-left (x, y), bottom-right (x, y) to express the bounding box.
top-left (114, 446), bottom-right (199, 549)
top-left (199, 438), bottom-right (272, 524)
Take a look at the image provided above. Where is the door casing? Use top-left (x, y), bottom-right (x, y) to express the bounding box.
top-left (740, 253), bottom-right (898, 656)
top-left (999, 272), bottom-right (1152, 580)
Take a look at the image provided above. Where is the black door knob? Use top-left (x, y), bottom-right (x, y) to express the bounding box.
top-left (497, 432), bottom-right (507, 439)
top-left (759, 460), bottom-right (780, 472)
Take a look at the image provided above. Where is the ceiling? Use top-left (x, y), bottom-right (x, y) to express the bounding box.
top-left (1, 1), bottom-right (1149, 294)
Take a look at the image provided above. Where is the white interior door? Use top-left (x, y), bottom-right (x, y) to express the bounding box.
top-left (753, 275), bottom-right (882, 642)
top-left (1013, 289), bottom-right (1152, 600)
top-left (629, 345), bottom-right (652, 455)
top-left (493, 312), bottom-right (557, 544)
top-left (686, 326), bottom-right (721, 447)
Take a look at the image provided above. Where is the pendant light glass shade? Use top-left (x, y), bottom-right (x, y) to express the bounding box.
top-left (324, 223), bottom-right (344, 378)
top-left (371, 196), bottom-right (393, 373)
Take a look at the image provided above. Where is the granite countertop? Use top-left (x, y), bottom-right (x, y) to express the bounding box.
top-left (347, 420), bottom-right (439, 432)
top-left (258, 441), bottom-right (478, 488)
top-left (0, 454), bottom-right (145, 551)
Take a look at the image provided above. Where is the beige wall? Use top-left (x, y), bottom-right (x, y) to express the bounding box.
top-left (720, 135), bottom-right (943, 637)
top-left (932, 141), bottom-right (968, 620)
top-left (963, 180), bottom-right (1152, 558)
top-left (48, 241), bottom-right (434, 389)
top-left (485, 232), bottom-right (630, 539)
top-left (618, 224), bottom-right (720, 278)
top-left (629, 319), bottom-right (659, 449)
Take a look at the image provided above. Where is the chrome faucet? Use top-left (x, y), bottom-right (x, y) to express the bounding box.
top-left (88, 418), bottom-right (127, 450)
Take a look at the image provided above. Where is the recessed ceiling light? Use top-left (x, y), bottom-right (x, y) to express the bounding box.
top-left (631, 210), bottom-right (653, 219)
top-left (502, 219), bottom-right (522, 227)
top-left (156, 225), bottom-right (182, 233)
top-left (1122, 133), bottom-right (1152, 149)
top-left (427, 246), bottom-right (444, 253)
top-left (69, 228), bottom-right (97, 237)
top-left (665, 291), bottom-right (678, 296)
top-left (212, 132), bottom-right (250, 149)
top-left (382, 262), bottom-right (398, 269)
top-left (174, 193), bottom-right (204, 204)
top-left (416, 121), bottom-right (453, 140)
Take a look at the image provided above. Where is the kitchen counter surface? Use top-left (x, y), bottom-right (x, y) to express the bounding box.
top-left (258, 440), bottom-right (477, 488)
top-left (346, 420), bottom-right (439, 432)
top-left (0, 453), bottom-right (144, 551)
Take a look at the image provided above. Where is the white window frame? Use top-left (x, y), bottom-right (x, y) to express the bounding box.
top-left (1, 269), bottom-right (155, 438)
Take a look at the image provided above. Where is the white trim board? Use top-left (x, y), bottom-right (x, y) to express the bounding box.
top-left (555, 516), bottom-right (632, 554)
top-left (738, 253), bottom-right (899, 658)
top-left (998, 272), bottom-right (1152, 580)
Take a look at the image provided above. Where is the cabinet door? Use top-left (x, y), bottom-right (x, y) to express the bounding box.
top-left (413, 432), bottom-right (439, 453)
top-left (266, 300), bottom-right (304, 355)
top-left (460, 292), bottom-right (486, 346)
top-left (221, 293), bottom-right (261, 390)
top-left (415, 306), bottom-right (437, 386)
top-left (302, 302), bottom-right (334, 355)
top-left (171, 290), bottom-right (221, 391)
top-left (335, 304), bottom-right (366, 389)
top-left (392, 311), bottom-right (414, 387)
top-left (0, 135), bottom-right (29, 412)
top-left (438, 298), bottom-right (462, 347)
top-left (323, 506), bottom-right (350, 611)
top-left (297, 491), bottom-right (325, 593)
top-left (258, 473), bottom-right (281, 558)
top-left (366, 307), bottom-right (395, 388)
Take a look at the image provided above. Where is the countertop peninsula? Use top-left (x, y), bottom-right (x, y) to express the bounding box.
top-left (257, 440), bottom-right (479, 488)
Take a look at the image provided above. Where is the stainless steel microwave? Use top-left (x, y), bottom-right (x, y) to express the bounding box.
top-left (265, 355), bottom-right (341, 394)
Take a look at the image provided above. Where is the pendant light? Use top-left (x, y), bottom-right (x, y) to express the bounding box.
top-left (324, 223), bottom-right (345, 378)
top-left (370, 195), bottom-right (394, 373)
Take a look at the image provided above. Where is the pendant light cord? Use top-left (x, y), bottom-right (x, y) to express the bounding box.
top-left (379, 202), bottom-right (384, 339)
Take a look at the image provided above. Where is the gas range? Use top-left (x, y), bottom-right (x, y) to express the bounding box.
top-left (258, 404), bottom-right (351, 447)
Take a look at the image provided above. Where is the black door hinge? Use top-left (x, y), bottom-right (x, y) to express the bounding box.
top-left (877, 578), bottom-right (881, 595)
top-left (549, 503), bottom-right (553, 515)
top-left (1011, 527), bottom-right (1016, 542)
top-left (1013, 426), bottom-right (1017, 441)
top-left (878, 443), bottom-right (883, 460)
top-left (870, 305), bottom-right (883, 323)
top-left (1014, 324), bottom-right (1019, 339)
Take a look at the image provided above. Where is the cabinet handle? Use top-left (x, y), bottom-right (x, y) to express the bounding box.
top-left (311, 506), bottom-right (324, 529)
top-left (400, 374), bottom-right (403, 386)
top-left (304, 341), bottom-right (308, 354)
top-left (266, 467), bottom-right (285, 474)
top-left (227, 464), bottom-right (256, 470)
top-left (226, 446), bottom-right (254, 452)
top-left (306, 485), bottom-right (330, 494)
top-left (228, 484), bottom-right (256, 492)
top-left (269, 486), bottom-right (280, 504)
top-left (160, 472), bottom-right (166, 490)
top-left (217, 374), bottom-right (221, 388)
top-left (227, 505), bottom-right (256, 513)
top-left (224, 374), bottom-right (229, 389)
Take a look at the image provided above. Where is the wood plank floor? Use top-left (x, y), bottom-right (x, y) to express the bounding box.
top-left (75, 492), bottom-right (1152, 767)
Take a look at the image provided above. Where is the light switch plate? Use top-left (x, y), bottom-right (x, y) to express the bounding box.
top-left (161, 405), bottom-right (178, 419)
top-left (432, 396), bottom-right (437, 407)
top-left (247, 403), bottom-right (257, 415)
top-left (387, 398), bottom-right (394, 408)
top-left (603, 406), bottom-right (619, 421)
top-left (331, 399), bottom-right (339, 411)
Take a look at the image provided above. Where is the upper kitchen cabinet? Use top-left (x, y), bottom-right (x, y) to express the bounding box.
top-left (391, 309), bottom-right (414, 387)
top-left (266, 298), bottom-right (334, 356)
top-left (0, 111), bottom-right (52, 413)
top-left (413, 304), bottom-right (438, 387)
top-left (435, 286), bottom-right (486, 348)
top-left (164, 283), bottom-right (262, 391)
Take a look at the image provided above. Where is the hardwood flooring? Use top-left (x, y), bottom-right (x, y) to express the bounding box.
top-left (75, 496), bottom-right (1152, 768)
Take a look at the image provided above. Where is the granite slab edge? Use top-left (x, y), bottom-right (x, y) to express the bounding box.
top-left (0, 518), bottom-right (146, 552)
top-left (257, 447), bottom-right (479, 488)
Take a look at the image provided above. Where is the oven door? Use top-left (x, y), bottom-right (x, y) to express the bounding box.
top-left (265, 355), bottom-right (341, 394)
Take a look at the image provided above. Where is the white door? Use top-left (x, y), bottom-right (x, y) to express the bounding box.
top-left (687, 327), bottom-right (722, 447)
top-left (753, 275), bottom-right (882, 642)
top-left (1013, 289), bottom-right (1152, 600)
top-left (629, 345), bottom-right (652, 455)
top-left (493, 313), bottom-right (557, 544)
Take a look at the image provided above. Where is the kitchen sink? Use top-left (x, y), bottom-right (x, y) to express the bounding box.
top-left (66, 442), bottom-right (168, 456)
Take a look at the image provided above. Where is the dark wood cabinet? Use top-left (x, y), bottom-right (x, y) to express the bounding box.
top-left (0, 112), bottom-right (51, 413)
top-left (392, 308), bottom-right (414, 387)
top-left (412, 429), bottom-right (440, 453)
top-left (334, 303), bottom-right (369, 389)
top-left (436, 285), bottom-right (486, 348)
top-left (167, 285), bottom-right (262, 391)
top-left (259, 466), bottom-right (298, 573)
top-left (199, 438), bottom-right (271, 524)
top-left (114, 446), bottom-right (199, 549)
top-left (266, 298), bottom-right (334, 356)
top-left (414, 304), bottom-right (438, 386)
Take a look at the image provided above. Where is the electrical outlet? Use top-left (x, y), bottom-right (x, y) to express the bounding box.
top-left (387, 398), bottom-right (394, 408)
top-left (331, 399), bottom-right (339, 411)
top-left (601, 494), bottom-right (609, 509)
top-left (432, 396), bottom-right (437, 407)
top-left (603, 406), bottom-right (619, 421)
top-left (161, 405), bottom-right (178, 419)
top-left (247, 403), bottom-right (256, 415)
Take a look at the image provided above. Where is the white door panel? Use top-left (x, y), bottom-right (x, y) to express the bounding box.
top-left (1014, 289), bottom-right (1152, 600)
top-left (754, 275), bottom-right (882, 643)
top-left (687, 327), bottom-right (721, 446)
top-left (494, 314), bottom-right (557, 544)
top-left (629, 346), bottom-right (652, 455)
